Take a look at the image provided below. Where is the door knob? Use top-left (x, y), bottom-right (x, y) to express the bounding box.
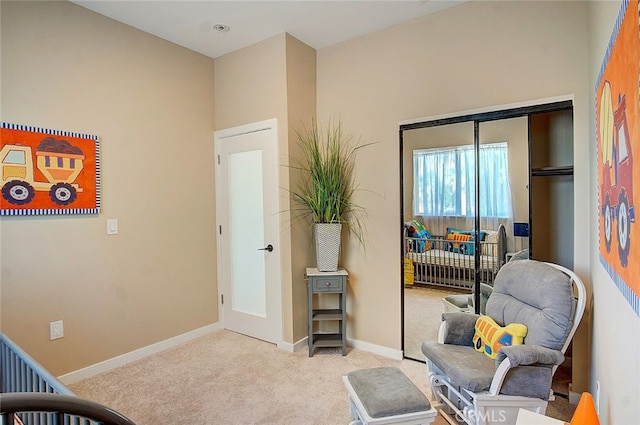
top-left (258, 244), bottom-right (274, 252)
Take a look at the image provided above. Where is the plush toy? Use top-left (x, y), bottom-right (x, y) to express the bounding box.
top-left (473, 315), bottom-right (527, 359)
top-left (407, 220), bottom-right (433, 252)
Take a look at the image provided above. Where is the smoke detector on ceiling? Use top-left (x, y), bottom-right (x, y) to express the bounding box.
top-left (213, 24), bottom-right (230, 33)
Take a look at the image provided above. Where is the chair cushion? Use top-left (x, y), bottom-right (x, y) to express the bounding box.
top-left (422, 342), bottom-right (555, 398)
top-left (486, 260), bottom-right (575, 350)
top-left (422, 342), bottom-right (495, 392)
top-left (346, 367), bottom-right (431, 418)
top-left (443, 294), bottom-right (472, 310)
top-left (498, 364), bottom-right (555, 399)
top-left (441, 312), bottom-right (479, 346)
top-left (497, 345), bottom-right (564, 367)
top-left (443, 283), bottom-right (493, 314)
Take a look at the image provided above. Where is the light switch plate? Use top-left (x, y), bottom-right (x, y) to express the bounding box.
top-left (107, 218), bottom-right (118, 235)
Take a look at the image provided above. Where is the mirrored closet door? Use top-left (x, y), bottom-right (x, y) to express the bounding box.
top-left (400, 100), bottom-right (573, 362)
top-left (401, 121), bottom-right (475, 361)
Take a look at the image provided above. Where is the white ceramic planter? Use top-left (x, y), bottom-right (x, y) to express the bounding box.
top-left (314, 223), bottom-right (342, 272)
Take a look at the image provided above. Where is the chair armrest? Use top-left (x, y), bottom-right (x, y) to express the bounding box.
top-left (489, 346), bottom-right (563, 398)
top-left (496, 345), bottom-right (565, 367)
top-left (439, 312), bottom-right (479, 346)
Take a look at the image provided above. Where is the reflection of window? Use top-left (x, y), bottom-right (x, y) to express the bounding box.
top-left (413, 142), bottom-right (511, 218)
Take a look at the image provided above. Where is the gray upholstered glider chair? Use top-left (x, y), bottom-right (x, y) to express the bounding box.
top-left (422, 260), bottom-right (586, 425)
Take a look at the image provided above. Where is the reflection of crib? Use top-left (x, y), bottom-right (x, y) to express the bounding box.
top-left (404, 224), bottom-right (507, 289)
top-left (1, 333), bottom-right (135, 425)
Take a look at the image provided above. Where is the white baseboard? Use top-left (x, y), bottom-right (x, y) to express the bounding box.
top-left (58, 322), bottom-right (222, 385)
top-left (283, 335), bottom-right (402, 359)
top-left (288, 335), bottom-right (402, 359)
top-left (278, 336), bottom-right (308, 353)
top-left (347, 337), bottom-right (403, 360)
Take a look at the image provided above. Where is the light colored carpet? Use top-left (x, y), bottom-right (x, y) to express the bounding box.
top-left (69, 292), bottom-right (575, 424)
top-left (70, 330), bottom-right (449, 425)
top-left (404, 285), bottom-right (461, 360)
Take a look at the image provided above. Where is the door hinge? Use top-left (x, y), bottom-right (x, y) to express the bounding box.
top-left (221, 294), bottom-right (224, 305)
top-left (217, 154), bottom-right (220, 165)
top-left (219, 225), bottom-right (222, 235)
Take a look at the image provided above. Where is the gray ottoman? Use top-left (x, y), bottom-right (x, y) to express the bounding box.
top-left (343, 367), bottom-right (437, 425)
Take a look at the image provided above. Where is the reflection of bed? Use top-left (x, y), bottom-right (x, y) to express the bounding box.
top-left (404, 224), bottom-right (507, 289)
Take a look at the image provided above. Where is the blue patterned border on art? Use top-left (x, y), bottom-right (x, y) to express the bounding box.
top-left (600, 255), bottom-right (640, 316)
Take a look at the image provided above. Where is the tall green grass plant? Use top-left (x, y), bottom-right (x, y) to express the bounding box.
top-left (289, 119), bottom-right (370, 246)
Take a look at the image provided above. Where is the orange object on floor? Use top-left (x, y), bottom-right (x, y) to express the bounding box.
top-left (570, 392), bottom-right (600, 425)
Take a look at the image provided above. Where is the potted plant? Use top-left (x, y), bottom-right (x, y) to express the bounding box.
top-left (289, 119), bottom-right (369, 271)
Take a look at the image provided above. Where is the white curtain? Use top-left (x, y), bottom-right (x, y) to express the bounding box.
top-left (413, 143), bottom-right (513, 237)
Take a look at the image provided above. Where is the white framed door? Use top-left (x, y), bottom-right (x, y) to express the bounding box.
top-left (214, 119), bottom-right (282, 345)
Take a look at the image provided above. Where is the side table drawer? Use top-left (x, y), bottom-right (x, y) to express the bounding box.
top-left (312, 276), bottom-right (344, 292)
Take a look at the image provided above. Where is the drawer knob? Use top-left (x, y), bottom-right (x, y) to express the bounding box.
top-left (325, 282), bottom-right (331, 286)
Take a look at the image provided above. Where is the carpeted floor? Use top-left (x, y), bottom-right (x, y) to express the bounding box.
top-left (68, 287), bottom-right (575, 424)
top-left (403, 284), bottom-right (460, 360)
top-left (70, 330), bottom-right (449, 425)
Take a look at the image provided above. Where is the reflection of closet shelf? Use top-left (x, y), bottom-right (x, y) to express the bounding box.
top-left (531, 166), bottom-right (574, 176)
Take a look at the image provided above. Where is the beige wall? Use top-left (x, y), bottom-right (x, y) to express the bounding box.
top-left (284, 35), bottom-right (317, 343)
top-left (317, 0), bottom-right (591, 380)
top-left (0, 1), bottom-right (217, 375)
top-left (214, 34), bottom-right (287, 131)
top-left (481, 117), bottom-right (529, 250)
top-left (213, 32), bottom-right (316, 345)
top-left (587, 2), bottom-right (640, 424)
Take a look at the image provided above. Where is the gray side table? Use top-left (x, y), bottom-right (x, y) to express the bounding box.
top-left (306, 268), bottom-right (348, 356)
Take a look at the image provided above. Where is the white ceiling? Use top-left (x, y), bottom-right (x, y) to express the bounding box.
top-left (71, 0), bottom-right (466, 59)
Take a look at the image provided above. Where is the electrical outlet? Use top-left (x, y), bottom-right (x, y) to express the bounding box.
top-left (49, 320), bottom-right (64, 340)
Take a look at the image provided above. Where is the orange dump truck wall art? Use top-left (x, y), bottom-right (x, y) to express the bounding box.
top-left (0, 123), bottom-right (100, 216)
top-left (596, 0), bottom-right (640, 316)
